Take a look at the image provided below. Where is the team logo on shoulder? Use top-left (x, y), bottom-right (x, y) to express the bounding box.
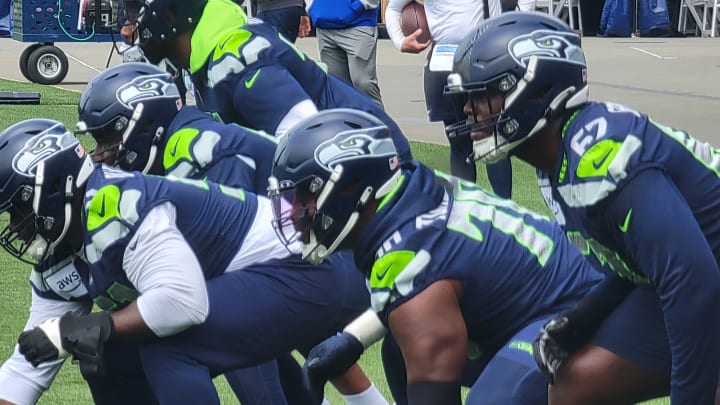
top-left (508, 30), bottom-right (585, 68)
top-left (314, 131), bottom-right (395, 170)
top-left (115, 74), bottom-right (180, 109)
top-left (12, 130), bottom-right (77, 176)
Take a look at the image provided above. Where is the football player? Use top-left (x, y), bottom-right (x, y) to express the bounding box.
top-left (0, 195), bottom-right (157, 405)
top-left (75, 61), bottom-right (382, 405)
top-left (0, 119), bottom-right (368, 405)
top-left (122, 0), bottom-right (413, 163)
top-left (76, 62), bottom-right (277, 195)
top-left (447, 11), bottom-right (719, 404)
top-left (266, 108), bottom-right (649, 404)
top-left (385, 0), bottom-right (514, 198)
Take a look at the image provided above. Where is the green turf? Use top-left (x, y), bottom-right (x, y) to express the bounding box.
top-left (0, 78), bottom-right (669, 404)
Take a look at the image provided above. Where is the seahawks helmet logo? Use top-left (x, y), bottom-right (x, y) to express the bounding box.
top-left (314, 131), bottom-right (395, 171)
top-left (115, 74), bottom-right (180, 109)
top-left (508, 30), bottom-right (585, 68)
top-left (12, 130), bottom-right (78, 176)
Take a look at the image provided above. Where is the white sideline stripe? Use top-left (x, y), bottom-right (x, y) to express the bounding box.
top-left (630, 47), bottom-right (678, 60)
top-left (65, 52), bottom-right (103, 73)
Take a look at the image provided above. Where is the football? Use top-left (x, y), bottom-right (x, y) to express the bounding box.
top-left (400, 1), bottom-right (431, 43)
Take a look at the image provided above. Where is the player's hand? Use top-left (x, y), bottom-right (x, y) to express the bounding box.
top-left (533, 315), bottom-right (576, 384)
top-left (298, 16), bottom-right (312, 38)
top-left (303, 332), bottom-right (365, 403)
top-left (400, 29), bottom-right (432, 54)
top-left (19, 311), bottom-right (114, 379)
top-left (18, 317), bottom-right (69, 367)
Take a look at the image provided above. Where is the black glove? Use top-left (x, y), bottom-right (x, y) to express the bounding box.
top-left (18, 318), bottom-right (65, 367)
top-left (533, 276), bottom-right (637, 384)
top-left (532, 315), bottom-right (573, 384)
top-left (303, 332), bottom-right (364, 404)
top-left (19, 311), bottom-right (114, 379)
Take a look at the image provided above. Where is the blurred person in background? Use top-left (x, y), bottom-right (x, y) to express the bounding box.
top-left (384, 0), bottom-right (533, 198)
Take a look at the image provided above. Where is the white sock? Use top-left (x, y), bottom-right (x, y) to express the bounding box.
top-left (342, 384), bottom-right (389, 405)
top-left (321, 400), bottom-right (331, 405)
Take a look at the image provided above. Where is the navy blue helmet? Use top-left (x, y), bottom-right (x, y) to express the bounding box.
top-left (445, 11), bottom-right (588, 163)
top-left (77, 62), bottom-right (182, 173)
top-left (124, 0), bottom-right (207, 64)
top-left (269, 109), bottom-right (401, 264)
top-left (0, 119), bottom-right (93, 264)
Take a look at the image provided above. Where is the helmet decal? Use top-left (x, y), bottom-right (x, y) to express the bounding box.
top-left (508, 30), bottom-right (585, 68)
top-left (315, 132), bottom-right (396, 171)
top-left (12, 132), bottom-right (78, 176)
top-left (116, 74), bottom-right (180, 109)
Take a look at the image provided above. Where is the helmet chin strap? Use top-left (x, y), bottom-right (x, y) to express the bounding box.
top-left (27, 236), bottom-right (49, 262)
top-left (304, 164), bottom-right (376, 264)
top-left (33, 156), bottom-right (94, 259)
top-left (474, 56), bottom-right (585, 164)
top-left (118, 102), bottom-right (163, 173)
top-left (141, 144), bottom-right (159, 174)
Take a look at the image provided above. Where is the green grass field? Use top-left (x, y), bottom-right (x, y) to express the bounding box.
top-left (0, 79), bottom-right (668, 404)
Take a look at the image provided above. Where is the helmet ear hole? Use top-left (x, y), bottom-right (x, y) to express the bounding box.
top-left (271, 108), bottom-right (400, 264)
top-left (446, 12), bottom-right (587, 163)
top-left (529, 85), bottom-right (551, 101)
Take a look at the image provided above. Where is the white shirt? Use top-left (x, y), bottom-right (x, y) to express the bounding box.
top-left (386, 0), bottom-right (535, 50)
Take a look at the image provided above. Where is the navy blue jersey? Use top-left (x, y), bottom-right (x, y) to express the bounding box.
top-left (164, 106), bottom-right (277, 194)
top-left (354, 162), bottom-right (601, 355)
top-left (189, 19), bottom-right (412, 161)
top-left (537, 101), bottom-right (720, 404)
top-left (81, 165), bottom-right (257, 311)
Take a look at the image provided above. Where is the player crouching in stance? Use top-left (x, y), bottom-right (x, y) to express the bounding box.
top-left (0, 118), bottom-right (371, 405)
top-left (447, 11), bottom-right (715, 404)
top-left (74, 61), bottom-right (385, 405)
top-left (267, 108), bottom-right (657, 404)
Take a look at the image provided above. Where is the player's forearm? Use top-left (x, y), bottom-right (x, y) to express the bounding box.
top-left (343, 308), bottom-right (387, 348)
top-left (407, 381), bottom-right (461, 405)
top-left (110, 301), bottom-right (158, 342)
top-left (384, 6), bottom-right (405, 49)
top-left (613, 170), bottom-right (720, 402)
top-left (569, 274), bottom-right (635, 333)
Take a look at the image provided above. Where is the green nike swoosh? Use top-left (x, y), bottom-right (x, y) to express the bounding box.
top-left (98, 194), bottom-right (106, 218)
top-left (218, 35), bottom-right (233, 50)
top-left (592, 149), bottom-right (613, 170)
top-left (375, 263), bottom-right (392, 281)
top-left (619, 208), bottom-right (633, 233)
top-left (169, 138), bottom-right (180, 157)
top-left (245, 69), bottom-right (261, 89)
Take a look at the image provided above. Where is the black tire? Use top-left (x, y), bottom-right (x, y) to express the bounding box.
top-left (19, 44), bottom-right (43, 82)
top-left (26, 45), bottom-right (69, 85)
